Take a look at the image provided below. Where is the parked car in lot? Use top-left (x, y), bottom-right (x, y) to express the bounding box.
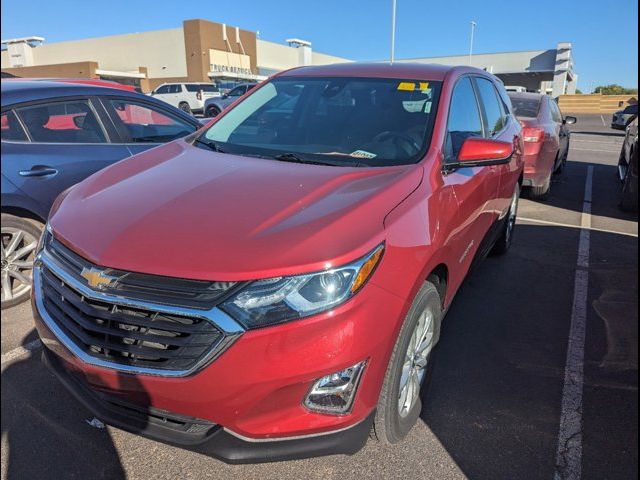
top-left (149, 82), bottom-right (220, 114)
top-left (33, 63), bottom-right (524, 462)
top-left (204, 82), bottom-right (257, 117)
top-left (1, 80), bottom-right (202, 309)
top-left (618, 116), bottom-right (638, 211)
top-left (508, 92), bottom-right (576, 199)
top-left (611, 103), bottom-right (638, 130)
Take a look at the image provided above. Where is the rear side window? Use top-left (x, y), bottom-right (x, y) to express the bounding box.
top-left (15, 100), bottom-right (106, 144)
top-left (509, 96), bottom-right (541, 118)
top-left (445, 77), bottom-right (483, 159)
top-left (1, 110), bottom-right (28, 141)
top-left (185, 84), bottom-right (218, 93)
top-left (475, 78), bottom-right (507, 136)
top-left (107, 99), bottom-right (196, 143)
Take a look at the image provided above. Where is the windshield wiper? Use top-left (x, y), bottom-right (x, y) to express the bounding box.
top-left (273, 153), bottom-right (366, 167)
top-left (194, 138), bottom-right (226, 153)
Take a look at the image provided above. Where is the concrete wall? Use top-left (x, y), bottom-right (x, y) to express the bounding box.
top-left (403, 50), bottom-right (553, 74)
top-left (558, 94), bottom-right (638, 114)
top-left (1, 29), bottom-right (188, 79)
top-left (256, 40), bottom-right (299, 72)
top-left (1, 61), bottom-right (99, 79)
top-left (256, 40), bottom-right (350, 74)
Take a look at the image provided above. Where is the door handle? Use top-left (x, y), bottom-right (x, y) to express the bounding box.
top-left (19, 167), bottom-right (58, 177)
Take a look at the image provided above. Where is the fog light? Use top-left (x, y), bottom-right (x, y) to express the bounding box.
top-left (304, 360), bottom-right (367, 414)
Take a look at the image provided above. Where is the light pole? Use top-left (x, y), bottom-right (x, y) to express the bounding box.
top-left (469, 21), bottom-right (477, 65)
top-left (390, 0), bottom-right (397, 63)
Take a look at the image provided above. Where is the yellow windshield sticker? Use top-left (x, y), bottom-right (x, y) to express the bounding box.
top-left (397, 82), bottom-right (415, 91)
top-left (419, 82), bottom-right (430, 91)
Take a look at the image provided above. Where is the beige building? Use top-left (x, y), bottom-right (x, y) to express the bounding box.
top-left (1, 19), bottom-right (350, 92)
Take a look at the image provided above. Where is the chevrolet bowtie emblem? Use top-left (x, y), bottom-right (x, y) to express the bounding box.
top-left (80, 267), bottom-right (118, 289)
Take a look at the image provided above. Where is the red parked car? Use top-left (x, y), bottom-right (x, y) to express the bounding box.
top-left (32, 63), bottom-right (523, 463)
top-left (508, 92), bottom-right (576, 199)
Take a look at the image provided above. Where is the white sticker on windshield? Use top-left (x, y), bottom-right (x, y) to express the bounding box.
top-left (350, 150), bottom-right (377, 159)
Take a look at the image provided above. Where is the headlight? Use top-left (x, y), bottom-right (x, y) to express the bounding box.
top-left (220, 244), bottom-right (384, 329)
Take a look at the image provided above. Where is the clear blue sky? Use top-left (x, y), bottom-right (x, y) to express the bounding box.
top-left (2, 0), bottom-right (637, 91)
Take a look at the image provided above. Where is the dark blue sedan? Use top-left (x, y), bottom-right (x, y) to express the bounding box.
top-left (1, 80), bottom-right (202, 308)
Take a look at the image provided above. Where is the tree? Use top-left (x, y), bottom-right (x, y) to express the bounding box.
top-left (575, 88), bottom-right (583, 94)
top-left (594, 84), bottom-right (639, 95)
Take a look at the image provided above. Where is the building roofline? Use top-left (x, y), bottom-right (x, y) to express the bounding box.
top-left (398, 48), bottom-right (554, 61)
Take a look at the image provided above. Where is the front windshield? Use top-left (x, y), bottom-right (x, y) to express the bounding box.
top-left (202, 76), bottom-right (442, 167)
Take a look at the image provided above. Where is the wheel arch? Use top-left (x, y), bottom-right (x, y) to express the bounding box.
top-left (427, 263), bottom-right (448, 308)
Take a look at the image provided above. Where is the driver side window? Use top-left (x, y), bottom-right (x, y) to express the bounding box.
top-left (445, 77), bottom-right (483, 161)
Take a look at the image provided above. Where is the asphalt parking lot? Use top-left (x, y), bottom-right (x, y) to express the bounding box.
top-left (1, 114), bottom-right (637, 480)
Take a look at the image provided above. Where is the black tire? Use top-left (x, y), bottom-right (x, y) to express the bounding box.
top-left (619, 150), bottom-right (638, 212)
top-left (372, 281), bottom-right (442, 444)
top-left (1, 214), bottom-right (43, 310)
top-left (530, 172), bottom-right (551, 200)
top-left (206, 105), bottom-right (221, 118)
top-left (555, 149), bottom-right (568, 174)
top-left (178, 102), bottom-right (192, 115)
top-left (491, 183), bottom-right (520, 255)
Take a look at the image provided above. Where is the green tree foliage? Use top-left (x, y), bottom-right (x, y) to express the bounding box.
top-left (594, 84), bottom-right (639, 95)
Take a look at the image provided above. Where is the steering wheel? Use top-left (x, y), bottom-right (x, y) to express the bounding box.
top-left (372, 131), bottom-right (421, 156)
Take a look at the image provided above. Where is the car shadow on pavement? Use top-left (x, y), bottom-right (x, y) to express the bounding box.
top-left (1, 330), bottom-right (133, 480)
top-left (525, 161), bottom-right (638, 223)
top-left (419, 223), bottom-right (638, 480)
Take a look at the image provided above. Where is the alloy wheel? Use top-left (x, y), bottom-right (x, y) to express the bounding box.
top-left (398, 309), bottom-right (435, 418)
top-left (1, 227), bottom-right (38, 305)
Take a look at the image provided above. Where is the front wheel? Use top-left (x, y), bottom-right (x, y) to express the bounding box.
top-left (178, 102), bottom-right (192, 115)
top-left (372, 281), bottom-right (442, 444)
top-left (1, 214), bottom-right (43, 309)
top-left (206, 105), bottom-right (221, 118)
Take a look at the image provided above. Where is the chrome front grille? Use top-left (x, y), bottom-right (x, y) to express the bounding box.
top-left (34, 232), bottom-right (244, 376)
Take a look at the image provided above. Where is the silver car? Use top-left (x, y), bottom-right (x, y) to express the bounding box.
top-left (203, 83), bottom-right (256, 117)
top-left (612, 103), bottom-right (638, 130)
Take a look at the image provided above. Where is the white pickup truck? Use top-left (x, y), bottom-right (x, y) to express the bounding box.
top-left (149, 82), bottom-right (220, 114)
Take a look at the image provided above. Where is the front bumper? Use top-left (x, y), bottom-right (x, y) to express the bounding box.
top-left (32, 260), bottom-right (407, 457)
top-left (42, 347), bottom-right (374, 463)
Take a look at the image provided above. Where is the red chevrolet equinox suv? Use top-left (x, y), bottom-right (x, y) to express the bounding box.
top-left (32, 63), bottom-right (524, 463)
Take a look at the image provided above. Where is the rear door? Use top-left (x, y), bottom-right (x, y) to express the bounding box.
top-left (472, 76), bottom-right (509, 221)
top-left (1, 97), bottom-right (130, 218)
top-left (100, 96), bottom-right (200, 155)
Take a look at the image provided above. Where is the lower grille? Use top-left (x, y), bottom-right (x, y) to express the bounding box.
top-left (43, 347), bottom-right (219, 444)
top-left (40, 265), bottom-right (224, 372)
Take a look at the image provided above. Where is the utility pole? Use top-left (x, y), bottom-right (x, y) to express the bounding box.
top-left (390, 0), bottom-right (397, 63)
top-left (469, 21), bottom-right (477, 65)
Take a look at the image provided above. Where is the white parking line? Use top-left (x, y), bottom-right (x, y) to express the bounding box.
top-left (518, 216), bottom-right (637, 238)
top-left (600, 115), bottom-right (606, 127)
top-left (570, 147), bottom-right (620, 154)
top-left (0, 339), bottom-right (42, 366)
top-left (553, 165), bottom-right (593, 480)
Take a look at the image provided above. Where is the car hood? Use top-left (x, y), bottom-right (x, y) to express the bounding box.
top-left (50, 140), bottom-right (423, 281)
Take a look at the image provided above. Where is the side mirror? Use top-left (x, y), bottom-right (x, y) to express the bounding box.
top-left (446, 138), bottom-right (513, 171)
top-left (564, 116), bottom-right (577, 125)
